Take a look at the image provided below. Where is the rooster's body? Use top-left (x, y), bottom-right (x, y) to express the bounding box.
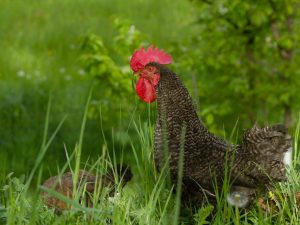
top-left (152, 62), bottom-right (291, 207)
top-left (129, 47), bottom-right (292, 208)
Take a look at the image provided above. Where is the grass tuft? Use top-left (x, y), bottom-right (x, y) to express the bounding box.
top-left (1, 106), bottom-right (300, 224)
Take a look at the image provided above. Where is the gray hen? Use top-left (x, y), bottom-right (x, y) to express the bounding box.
top-left (151, 62), bottom-right (292, 207)
top-left (129, 46), bottom-right (292, 208)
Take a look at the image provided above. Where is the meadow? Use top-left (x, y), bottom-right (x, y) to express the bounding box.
top-left (1, 0), bottom-right (300, 224)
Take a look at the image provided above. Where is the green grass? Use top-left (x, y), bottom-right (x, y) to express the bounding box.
top-left (1, 1), bottom-right (300, 224)
top-left (1, 96), bottom-right (300, 225)
top-left (0, 0), bottom-right (195, 178)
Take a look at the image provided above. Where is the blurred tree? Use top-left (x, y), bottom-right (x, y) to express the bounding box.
top-left (1, 0), bottom-right (299, 177)
top-left (185, 0), bottom-right (300, 130)
top-left (79, 17), bottom-right (155, 162)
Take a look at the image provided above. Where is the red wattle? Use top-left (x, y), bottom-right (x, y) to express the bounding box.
top-left (151, 73), bottom-right (160, 86)
top-left (136, 77), bottom-right (156, 103)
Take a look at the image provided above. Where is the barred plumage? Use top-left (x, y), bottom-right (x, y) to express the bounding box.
top-left (149, 62), bottom-right (292, 208)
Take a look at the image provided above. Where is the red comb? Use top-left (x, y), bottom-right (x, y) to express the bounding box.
top-left (130, 46), bottom-right (173, 72)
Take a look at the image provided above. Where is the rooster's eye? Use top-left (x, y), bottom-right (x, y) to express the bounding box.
top-left (146, 66), bottom-right (158, 74)
top-left (147, 67), bottom-right (154, 72)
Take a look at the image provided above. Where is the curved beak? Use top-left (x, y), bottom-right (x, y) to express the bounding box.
top-left (133, 71), bottom-right (141, 77)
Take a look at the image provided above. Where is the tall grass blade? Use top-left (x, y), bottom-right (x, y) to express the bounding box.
top-left (73, 87), bottom-right (93, 195)
top-left (173, 125), bottom-right (186, 225)
top-left (39, 186), bottom-right (112, 215)
top-left (293, 112), bottom-right (300, 167)
top-left (25, 96), bottom-right (67, 191)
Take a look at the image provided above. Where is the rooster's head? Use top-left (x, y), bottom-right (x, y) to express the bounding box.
top-left (130, 46), bottom-right (172, 103)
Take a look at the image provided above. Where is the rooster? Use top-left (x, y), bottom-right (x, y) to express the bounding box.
top-left (130, 46), bottom-right (292, 208)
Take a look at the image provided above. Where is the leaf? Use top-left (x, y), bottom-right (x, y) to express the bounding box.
top-left (206, 114), bottom-right (214, 126)
top-left (251, 10), bottom-right (267, 26)
top-left (279, 36), bottom-right (293, 50)
top-left (194, 204), bottom-right (214, 225)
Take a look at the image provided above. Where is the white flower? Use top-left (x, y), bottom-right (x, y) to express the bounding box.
top-left (78, 69), bottom-right (86, 76)
top-left (17, 70), bottom-right (26, 77)
top-left (64, 75), bottom-right (72, 81)
top-left (59, 67), bottom-right (66, 74)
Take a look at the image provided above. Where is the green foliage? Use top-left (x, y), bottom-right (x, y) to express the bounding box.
top-left (1, 113), bottom-right (300, 224)
top-left (194, 205), bottom-right (214, 225)
top-left (0, 205), bottom-right (6, 225)
top-left (1, 1), bottom-right (300, 224)
top-left (184, 0), bottom-right (300, 131)
top-left (79, 18), bottom-right (142, 121)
